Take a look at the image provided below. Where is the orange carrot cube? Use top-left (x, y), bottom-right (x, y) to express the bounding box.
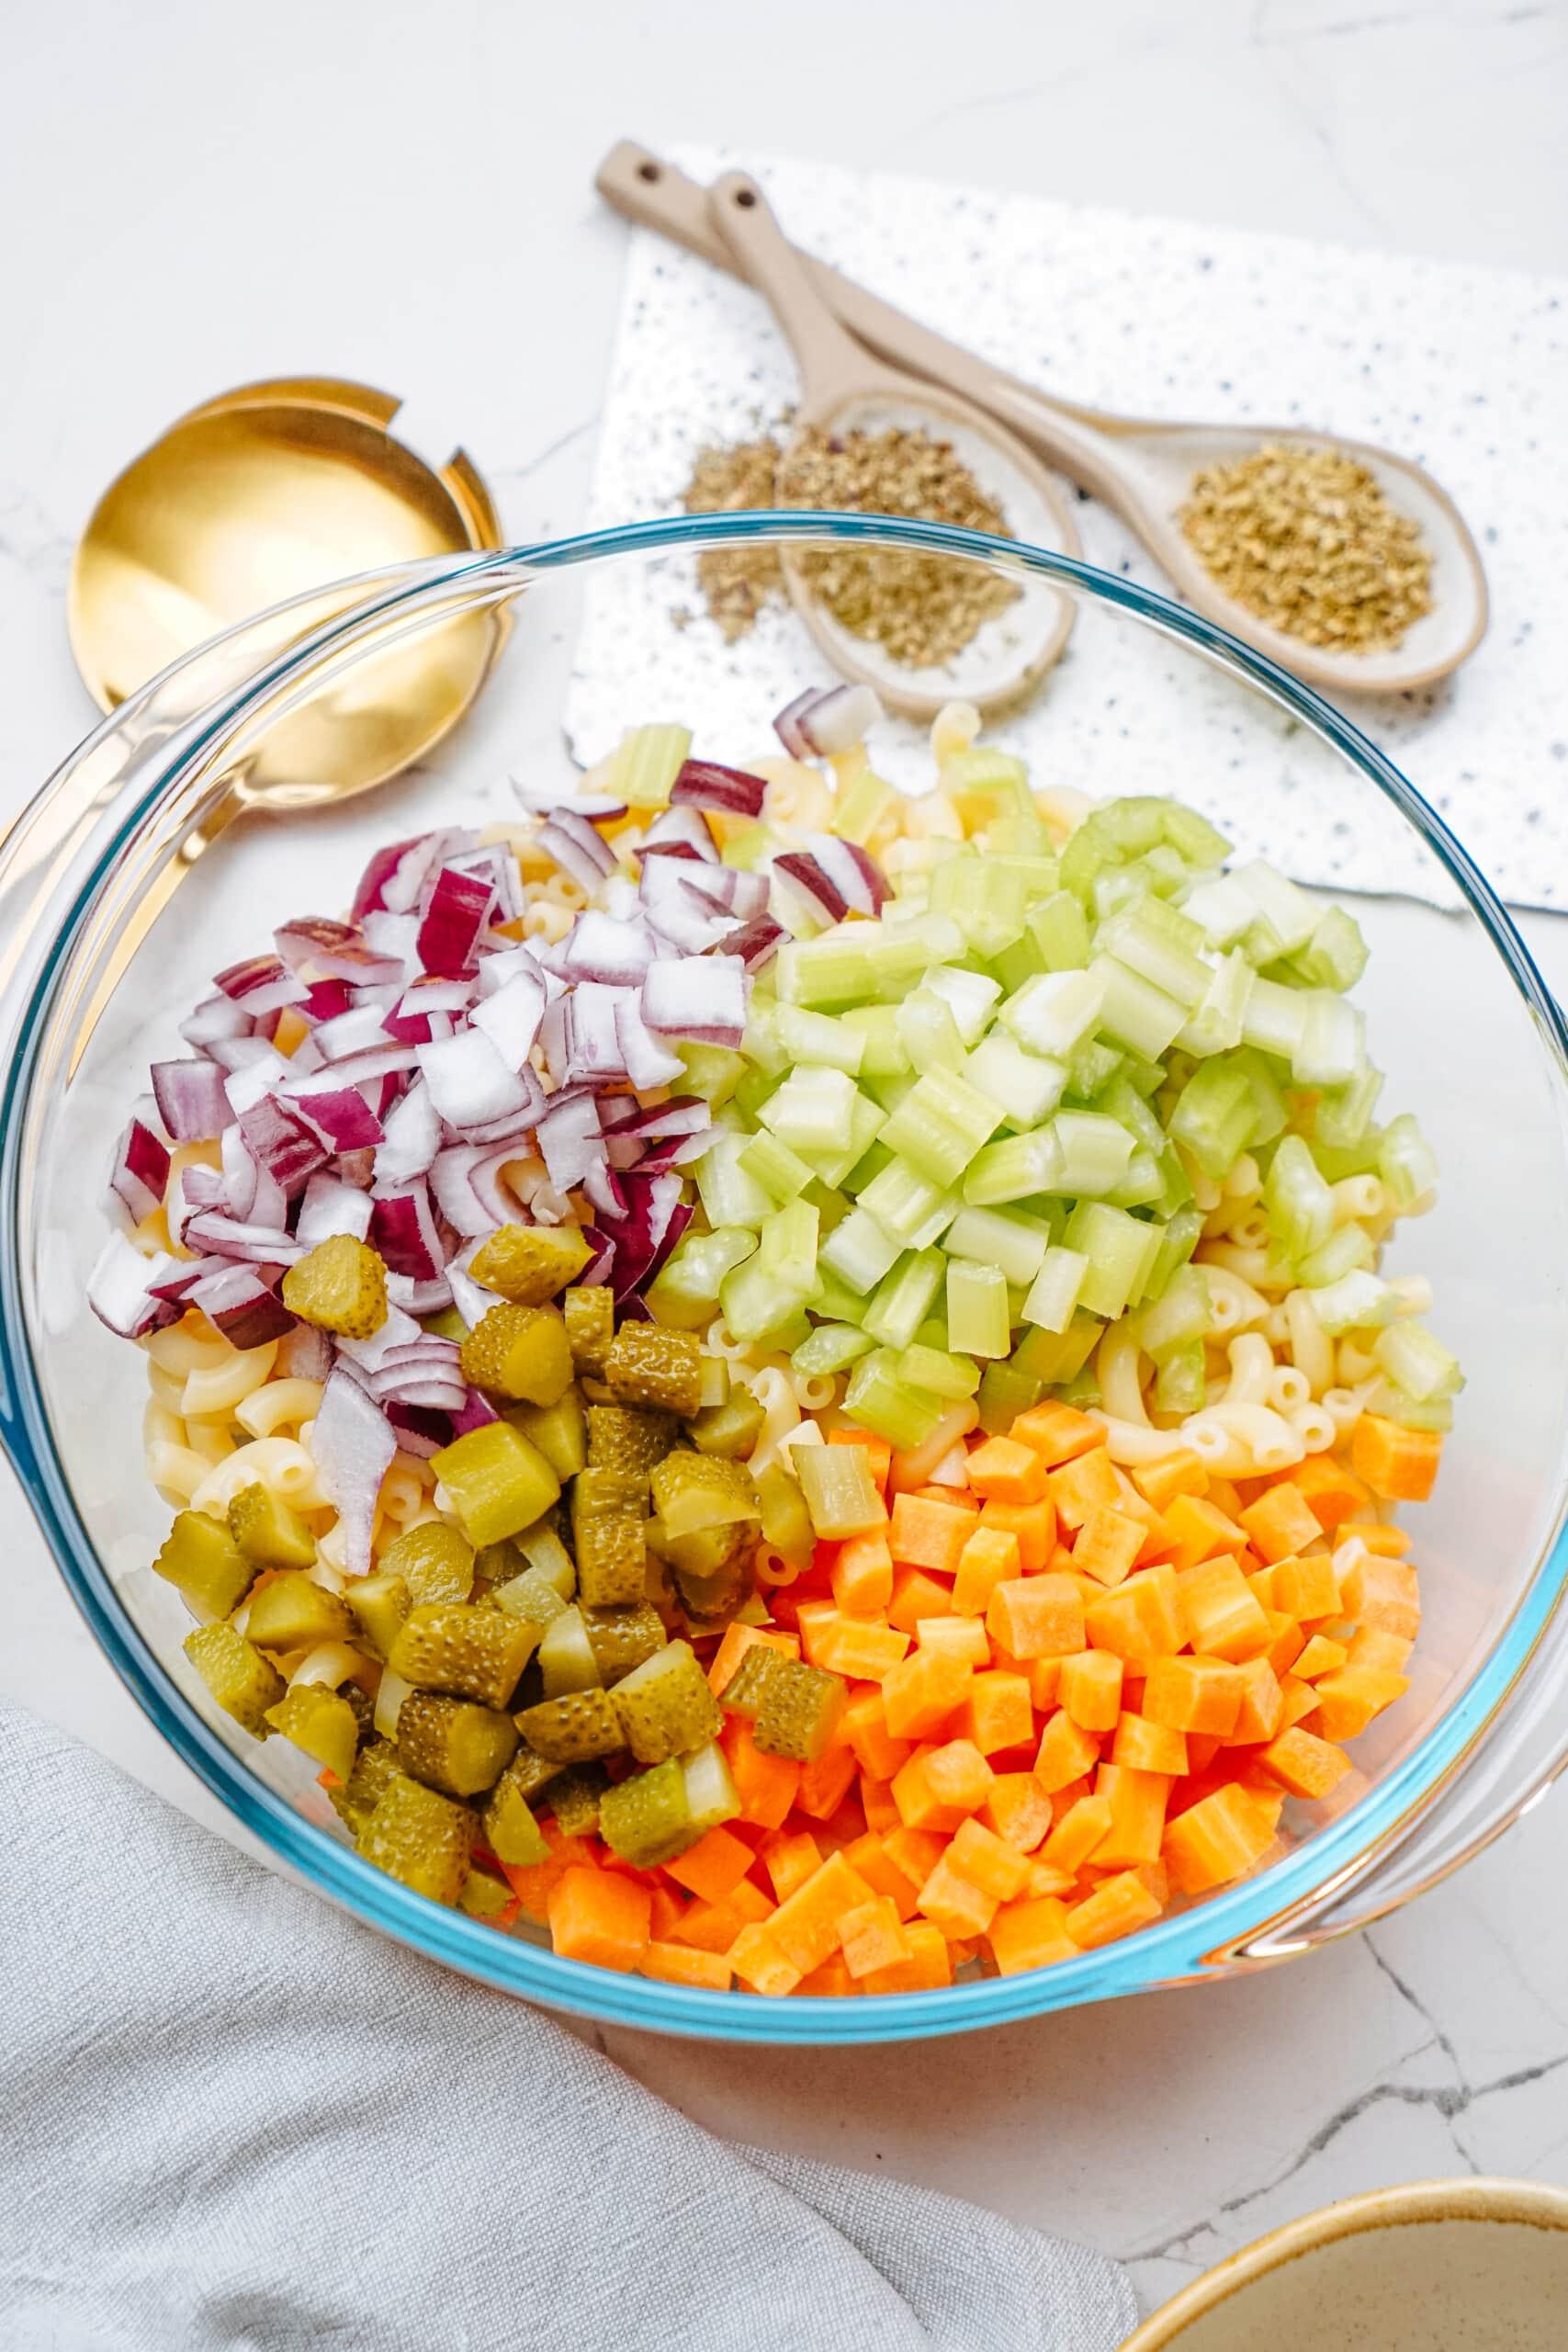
top-left (840, 1687), bottom-right (912, 1781)
top-left (838, 1895), bottom-right (912, 1979)
top-left (1348, 1626), bottom-right (1415, 1674)
top-left (917, 1854), bottom-right (999, 1939)
top-left (1026, 1655), bottom-right (1066, 1712)
top-left (1312, 1664), bottom-right (1409, 1741)
top-left (886, 1565), bottom-right (954, 1634)
top-left (1163, 1784), bottom-right (1279, 1894)
top-left (662, 1824), bottom-right (756, 1905)
top-left (1238, 1482), bottom-right (1323, 1564)
top-left (547, 1864), bottom-right (652, 1973)
top-left (1176, 1555), bottom-right (1272, 1661)
top-left (860, 1772), bottom-right (902, 1834)
top-left (842, 1832), bottom-right (922, 1920)
top-left (818, 1616), bottom-right (911, 1681)
top-left (728, 1923), bottom-right (801, 1996)
top-left (1071, 1504), bottom-right (1146, 1589)
top-left (1294, 1634), bottom-right (1349, 1681)
top-left (1263, 1608), bottom-right (1307, 1681)
top-left (919, 1616), bottom-right (992, 1668)
top-left (1083, 1565), bottom-right (1188, 1667)
top-left (987, 1573), bottom-right (1085, 1660)
top-left (1057, 1647), bottom-right (1124, 1732)
top-left (1277, 1674), bottom-right (1321, 1730)
top-left (1162, 1493), bottom-right (1248, 1570)
top-left (1257, 1724), bottom-right (1354, 1800)
top-left (1269, 1552), bottom-right (1343, 1623)
top-left (1032, 1708), bottom-right (1102, 1794)
top-left (978, 1497), bottom-right (1057, 1573)
top-left (1351, 1414), bottom-right (1442, 1502)
top-left (795, 1600), bottom-right (845, 1668)
top-left (761, 1827), bottom-right (824, 1904)
top-left (957, 1668), bottom-right (1034, 1755)
top-left (891, 1749), bottom-right (968, 1835)
top-left (1143, 1655), bottom-right (1247, 1737)
top-left (1010, 1400), bottom-right (1106, 1464)
top-left (1111, 1713), bottom-right (1189, 1777)
top-left (638, 1939), bottom-right (732, 1990)
top-left (795, 1740), bottom-right (860, 1822)
top-left (1228, 1657), bottom-right (1286, 1745)
top-left (1338, 1545), bottom-right (1422, 1641)
top-left (1093, 1762), bottom-right (1171, 1868)
top-left (1048, 1446), bottom-right (1122, 1531)
top-left (948, 1815), bottom-right (1032, 1901)
top-left (1065, 1869), bottom-right (1164, 1949)
top-left (966, 1434), bottom-right (1049, 1504)
top-left (1042, 1791), bottom-right (1113, 1873)
top-left (767, 1850), bottom-right (875, 1975)
top-left (888, 1493), bottom-right (979, 1575)
top-left (882, 1647), bottom-right (975, 1741)
top-left (951, 1524), bottom-right (1021, 1616)
top-left (706, 1621), bottom-right (800, 1696)
top-left (722, 1719), bottom-right (802, 1829)
top-left (924, 1738), bottom-right (995, 1813)
top-left (862, 1919), bottom-right (953, 1994)
top-left (1130, 1449), bottom-right (1209, 1511)
top-left (987, 1894), bottom-right (1077, 1975)
top-left (981, 1772), bottom-right (1055, 1854)
top-left (648, 1883), bottom-right (685, 1942)
top-left (830, 1532), bottom-right (895, 1618)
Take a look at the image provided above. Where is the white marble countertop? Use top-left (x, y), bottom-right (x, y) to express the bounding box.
top-left (5, 0), bottom-right (1568, 2323)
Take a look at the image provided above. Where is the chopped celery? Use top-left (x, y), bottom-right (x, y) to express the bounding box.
top-left (773, 1001), bottom-right (865, 1073)
top-left (1306, 1268), bottom-right (1397, 1334)
top-left (1091, 955), bottom-right (1190, 1060)
top-left (1298, 1221), bottom-right (1374, 1286)
top-left (1233, 859), bottom-right (1319, 957)
top-left (718, 1250), bottom-right (817, 1342)
top-left (677, 1042), bottom-right (746, 1106)
top-left (1167, 1056), bottom-right (1259, 1182)
top-left (895, 989), bottom-right (968, 1072)
top-left (1065, 1036), bottom-right (1123, 1102)
top-left (1289, 905), bottom-right (1369, 992)
top-left (1014, 1313), bottom-right (1101, 1387)
top-left (1379, 1113), bottom-right (1438, 1209)
top-left (1360, 1379), bottom-right (1454, 1433)
top-left (1264, 1136), bottom-right (1335, 1263)
top-left (1372, 1318), bottom-right (1464, 1402)
top-left (945, 1261), bottom-right (1011, 1359)
top-left (897, 1342), bottom-right (980, 1398)
top-left (858, 1157), bottom-right (961, 1249)
top-left (929, 852), bottom-right (1034, 956)
top-left (1134, 1261), bottom-right (1211, 1362)
top-left (818, 1204), bottom-right (904, 1295)
top-left (1292, 991), bottom-right (1366, 1087)
top-left (944, 1204), bottom-right (1052, 1287)
top-left (794, 1445), bottom-right (886, 1538)
top-left (999, 967), bottom-right (1104, 1059)
top-left (923, 964), bottom-right (1003, 1046)
top-left (840, 1003), bottom-right (912, 1079)
top-left (607, 721), bottom-right (691, 808)
top-left (1155, 1341), bottom-right (1206, 1417)
top-left (843, 1348), bottom-right (945, 1449)
top-left (1104, 1149), bottom-right (1165, 1209)
top-left (812, 1263), bottom-right (873, 1323)
top-left (646, 1226), bottom-right (758, 1329)
top-left (1021, 1245), bottom-right (1089, 1334)
top-left (1050, 1110), bottom-right (1138, 1196)
top-left (1240, 974), bottom-right (1310, 1061)
top-left (792, 1322), bottom-right (876, 1376)
top-left (878, 1067), bottom-right (1002, 1187)
top-left (962, 1128), bottom-right (1063, 1205)
top-left (693, 1129), bottom-right (773, 1229)
top-left (964, 1032), bottom-right (1068, 1126)
top-left (738, 1130), bottom-right (817, 1204)
top-left (1315, 1066), bottom-right (1384, 1152)
top-left (1177, 949), bottom-right (1254, 1057)
top-left (758, 1065), bottom-right (861, 1154)
top-left (862, 1247), bottom-right (947, 1351)
top-left (831, 768), bottom-right (895, 844)
top-left (1062, 1200), bottom-right (1161, 1318)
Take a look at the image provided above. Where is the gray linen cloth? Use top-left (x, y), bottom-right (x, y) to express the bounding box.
top-left (0, 1701), bottom-right (1136, 2351)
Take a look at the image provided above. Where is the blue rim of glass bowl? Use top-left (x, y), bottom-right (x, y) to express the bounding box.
top-left (5, 510), bottom-right (1567, 2045)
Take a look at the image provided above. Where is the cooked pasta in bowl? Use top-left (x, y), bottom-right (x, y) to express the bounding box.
top-left (4, 515), bottom-right (1568, 2043)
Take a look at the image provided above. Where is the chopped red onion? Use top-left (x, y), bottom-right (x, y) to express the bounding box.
top-left (536, 811), bottom-right (616, 891)
top-left (639, 877), bottom-right (735, 955)
top-left (558, 911), bottom-right (658, 988)
top-left (336, 1305), bottom-right (423, 1374)
top-left (274, 917), bottom-right (404, 987)
top-left (110, 1119), bottom-right (171, 1224)
top-left (564, 984), bottom-right (634, 1084)
top-left (449, 1388), bottom-right (499, 1434)
top-left (383, 1405), bottom-right (451, 1457)
top-left (297, 1173), bottom-right (374, 1248)
top-left (444, 842), bottom-right (524, 925)
top-left (416, 865), bottom-right (495, 979)
top-left (187, 1262), bottom-right (295, 1350)
top-left (373, 1081), bottom-right (442, 1188)
top-left (309, 1002), bottom-right (395, 1063)
top-left (614, 996), bottom-right (685, 1089)
top-left (312, 1044), bottom-right (421, 1091)
top-left (806, 832), bottom-right (889, 916)
top-left (309, 1370), bottom-right (397, 1577)
top-left (360, 910), bottom-right (422, 975)
top-left (213, 955), bottom-right (310, 1017)
top-left (368, 1183), bottom-right (446, 1283)
top-left (637, 807), bottom-right (719, 863)
top-left (718, 913), bottom-right (787, 973)
top-left (238, 1096), bottom-right (330, 1195)
top-left (430, 1146), bottom-right (500, 1239)
top-left (535, 1091), bottom-right (604, 1192)
top-left (288, 1083), bottom-right (385, 1153)
top-left (384, 1271), bottom-right (455, 1316)
top-left (297, 978), bottom-right (355, 1026)
top-left (88, 1235), bottom-right (185, 1339)
top-left (177, 1165), bottom-right (227, 1215)
top-left (353, 829), bottom-right (477, 920)
top-left (222, 1049), bottom-right (294, 1117)
top-left (417, 1029), bottom-right (540, 1132)
top-left (773, 683), bottom-right (884, 759)
top-left (773, 851), bottom-right (849, 926)
top-left (208, 1035), bottom-right (282, 1077)
top-left (184, 1211), bottom-right (305, 1264)
top-left (446, 1261), bottom-right (498, 1329)
top-left (511, 777), bottom-right (627, 825)
top-left (180, 992), bottom-right (253, 1050)
top-left (671, 760), bottom-right (767, 819)
top-left (640, 956), bottom-right (748, 1045)
top-left (470, 967), bottom-right (547, 1067)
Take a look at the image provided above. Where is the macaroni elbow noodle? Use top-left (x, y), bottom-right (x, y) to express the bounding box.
top-left (235, 1377), bottom-right (326, 1439)
top-left (180, 1340), bottom-right (279, 1419)
top-left (1182, 1403), bottom-right (1307, 1477)
top-left (190, 1437), bottom-right (328, 1517)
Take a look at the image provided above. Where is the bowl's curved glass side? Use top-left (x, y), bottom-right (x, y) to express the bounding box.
top-left (5, 518), bottom-right (1568, 2046)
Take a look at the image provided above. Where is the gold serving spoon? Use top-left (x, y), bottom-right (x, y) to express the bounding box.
top-left (601, 142), bottom-right (1488, 696)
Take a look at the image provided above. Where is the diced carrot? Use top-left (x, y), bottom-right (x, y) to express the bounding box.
top-left (1025, 1858), bottom-right (1075, 1898)
top-left (1093, 1762), bottom-right (1171, 1868)
top-left (1111, 1712), bottom-right (1189, 1776)
top-left (1042, 1791), bottom-right (1113, 1873)
top-left (891, 1748), bottom-right (968, 1834)
top-left (639, 1940), bottom-right (732, 1990)
top-left (1283, 1452), bottom-right (1372, 1532)
top-left (916, 1854), bottom-right (999, 1939)
top-left (919, 1616), bottom-right (992, 1668)
top-left (672, 1877), bottom-right (773, 1951)
top-left (1294, 1634), bottom-right (1349, 1681)
top-left (951, 1524), bottom-right (1021, 1616)
top-left (1071, 1503), bottom-right (1147, 1589)
top-left (1057, 1647), bottom-right (1124, 1732)
top-left (987, 1573), bottom-right (1085, 1660)
top-left (1163, 1784), bottom-right (1279, 1894)
top-left (977, 1498), bottom-right (1056, 1573)
top-left (830, 1532), bottom-right (896, 1618)
top-left (882, 1646), bottom-right (974, 1740)
top-left (1176, 1556), bottom-right (1271, 1661)
top-left (722, 1719), bottom-right (803, 1829)
top-left (500, 1824), bottom-right (598, 1921)
top-left (1143, 1655), bottom-right (1247, 1736)
top-left (840, 1687), bottom-right (913, 1780)
top-left (926, 1737), bottom-right (995, 1812)
top-left (818, 1615), bottom-right (912, 1680)
top-left (663, 1824), bottom-right (756, 1905)
top-left (795, 1952), bottom-right (860, 1997)
top-left (1343, 1521), bottom-right (1413, 1557)
top-left (1350, 1414), bottom-right (1443, 1502)
top-left (649, 1882), bottom-right (685, 1941)
top-left (1277, 1674), bottom-right (1320, 1730)
top-left (987, 1893), bottom-right (1078, 1974)
top-left (706, 1621), bottom-right (800, 1696)
top-left (1348, 1626), bottom-right (1415, 1673)
top-left (795, 1740), bottom-right (860, 1822)
top-left (1161, 1493), bottom-right (1248, 1570)
top-left (1130, 1449), bottom-right (1209, 1511)
top-left (887, 1565), bottom-right (953, 1633)
top-left (1269, 1553), bottom-right (1342, 1623)
top-left (1262, 1608), bottom-right (1307, 1681)
top-left (966, 1433), bottom-right (1049, 1504)
top-left (728, 1923), bottom-right (801, 1996)
top-left (888, 1492), bottom-right (979, 1575)
top-left (1049, 1774), bottom-right (1094, 1821)
top-left (881, 1824), bottom-right (946, 1891)
top-left (760, 1826), bottom-right (824, 1903)
top-left (981, 1772), bottom-right (1055, 1854)
top-left (1032, 1708), bottom-right (1102, 1794)
top-left (1228, 1657), bottom-right (1286, 1745)
top-left (1083, 1566), bottom-right (1187, 1667)
top-left (958, 1668), bottom-right (1034, 1754)
top-left (843, 1831), bottom-right (922, 1920)
top-left (767, 1850), bottom-right (875, 1975)
top-left (1238, 1482), bottom-right (1324, 1565)
top-left (1206, 1476), bottom-right (1245, 1521)
top-left (1066, 1869), bottom-right (1164, 1950)
top-left (795, 1600), bottom-right (845, 1668)
top-left (1049, 1446), bottom-right (1122, 1531)
top-left (1338, 1545), bottom-right (1422, 1641)
top-left (862, 1919), bottom-right (953, 1994)
top-left (860, 1772), bottom-right (902, 1834)
top-left (1257, 1724), bottom-right (1353, 1800)
top-left (547, 1864), bottom-right (651, 1973)
top-left (1185, 1734), bottom-right (1224, 1774)
top-left (1026, 1654), bottom-right (1065, 1712)
top-left (948, 1815), bottom-right (1032, 1900)
top-left (1110, 1476), bottom-right (1179, 1566)
top-left (1312, 1664), bottom-right (1410, 1741)
top-left (1010, 1400), bottom-right (1105, 1465)
top-left (836, 1894), bottom-right (912, 1979)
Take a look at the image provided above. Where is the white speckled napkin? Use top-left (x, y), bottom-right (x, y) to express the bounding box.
top-left (0, 1702), bottom-right (1136, 2352)
top-left (572, 145), bottom-right (1568, 911)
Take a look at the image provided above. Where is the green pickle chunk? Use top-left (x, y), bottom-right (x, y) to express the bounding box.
top-left (380, 1521), bottom-right (475, 1604)
top-left (719, 1645), bottom-right (784, 1719)
top-left (481, 1756), bottom-right (553, 1865)
top-left (585, 1406), bottom-right (673, 1477)
top-left (563, 1283), bottom-right (615, 1374)
top-left (468, 1222), bottom-right (592, 1305)
top-left (227, 1484), bottom-right (316, 1569)
top-left (752, 1658), bottom-right (847, 1764)
top-left (397, 1692), bottom-right (519, 1798)
top-left (506, 1390), bottom-right (588, 1481)
top-left (612, 1640), bottom-right (722, 1766)
top-left (154, 1510), bottom-right (256, 1619)
top-left (686, 1392), bottom-right (766, 1459)
top-left (388, 1602), bottom-right (538, 1709)
top-left (280, 1234), bottom-right (389, 1339)
top-left (432, 1422), bottom-right (560, 1547)
top-left (536, 1605), bottom-right (604, 1697)
top-left (184, 1622), bottom-right (285, 1737)
top-left (356, 1775), bottom-right (474, 1906)
top-left (515, 1687), bottom-right (626, 1763)
top-left (582, 1601), bottom-right (667, 1685)
top-left (330, 1739), bottom-right (410, 1837)
top-left (604, 1324), bottom-right (704, 1416)
top-left (570, 1465), bottom-right (649, 1608)
top-left (491, 1567), bottom-right (570, 1631)
top-left (460, 1303), bottom-right (575, 1407)
top-left (547, 1764), bottom-right (607, 1838)
top-left (650, 1453), bottom-right (760, 1541)
top-left (344, 1570), bottom-right (411, 1660)
top-left (599, 1758), bottom-right (696, 1869)
top-left (458, 1860), bottom-right (516, 1922)
top-left (756, 1462), bottom-right (816, 1570)
top-left (244, 1571), bottom-right (355, 1654)
top-left (264, 1685), bottom-right (361, 1782)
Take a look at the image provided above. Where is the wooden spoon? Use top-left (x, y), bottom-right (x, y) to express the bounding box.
top-left (703, 170), bottom-right (1080, 722)
top-left (602, 142), bottom-right (1488, 695)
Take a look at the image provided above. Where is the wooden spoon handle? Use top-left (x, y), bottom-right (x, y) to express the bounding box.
top-left (704, 171), bottom-right (883, 413)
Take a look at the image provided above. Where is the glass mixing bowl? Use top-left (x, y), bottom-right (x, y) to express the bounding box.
top-left (4, 514), bottom-right (1568, 2046)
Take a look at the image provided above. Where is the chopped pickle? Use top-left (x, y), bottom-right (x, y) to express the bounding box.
top-left (649, 1453), bottom-right (761, 1542)
top-left (506, 1389), bottom-right (588, 1481)
top-left (153, 1510), bottom-right (255, 1619)
top-left (380, 1521), bottom-right (476, 1605)
top-left (341, 1681), bottom-right (375, 1741)
top-left (244, 1571), bottom-right (355, 1653)
top-left (280, 1234), bottom-right (388, 1338)
top-left (397, 1691), bottom-right (519, 1798)
top-left (458, 1860), bottom-right (516, 1922)
top-left (491, 1568), bottom-right (570, 1630)
top-left (719, 1645), bottom-right (784, 1719)
top-left (420, 1305), bottom-right (470, 1344)
top-left (536, 1604), bottom-right (604, 1696)
top-left (611, 1639), bottom-right (722, 1765)
top-left (460, 1303), bottom-right (574, 1407)
top-left (514, 1521), bottom-right (576, 1597)
top-left (356, 1775), bottom-right (474, 1905)
top-left (184, 1622), bottom-right (285, 1738)
top-left (582, 1601), bottom-right (667, 1684)
top-left (388, 1602), bottom-right (538, 1709)
top-left (599, 1758), bottom-right (695, 1869)
top-left (585, 1406), bottom-right (673, 1478)
top-left (686, 1392), bottom-right (767, 1460)
top-left (604, 1324), bottom-right (704, 1416)
top-left (515, 1686), bottom-right (626, 1763)
top-left (547, 1764), bottom-right (607, 1838)
top-left (432, 1422), bottom-right (561, 1547)
top-left (472, 1540), bottom-right (522, 1586)
top-left (697, 1353), bottom-right (729, 1410)
top-left (682, 1741), bottom-right (742, 1836)
top-left (752, 1658), bottom-right (847, 1764)
top-left (344, 1570), bottom-right (411, 1660)
top-left (264, 1685), bottom-right (361, 1782)
top-left (331, 1738), bottom-right (410, 1837)
top-left (571, 1468), bottom-right (649, 1608)
top-left (662, 1518), bottom-right (750, 1589)
top-left (227, 1484), bottom-right (316, 1570)
top-left (669, 1547), bottom-right (750, 1624)
top-left (468, 1221), bottom-right (592, 1305)
top-left (481, 1755), bottom-right (553, 1864)
top-left (563, 1283), bottom-right (615, 1375)
top-left (756, 1460), bottom-right (817, 1570)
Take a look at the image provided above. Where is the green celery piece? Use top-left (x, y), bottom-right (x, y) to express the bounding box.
top-left (858, 1156), bottom-right (962, 1249)
top-left (1240, 974), bottom-right (1311, 1061)
top-left (895, 989), bottom-right (967, 1073)
top-left (922, 965), bottom-right (1002, 1046)
top-left (646, 1227), bottom-right (758, 1330)
top-left (842, 1349), bottom-right (944, 1449)
top-left (1091, 955), bottom-right (1190, 1060)
top-left (896, 1342), bottom-right (980, 1399)
top-left (964, 1032), bottom-right (1068, 1130)
top-left (1360, 1380), bottom-right (1453, 1433)
top-left (1315, 1066), bottom-right (1383, 1153)
top-left (739, 1130), bottom-right (817, 1204)
top-left (1379, 1113), bottom-right (1438, 1209)
top-left (1062, 1200), bottom-right (1162, 1319)
top-left (1372, 1318), bottom-right (1463, 1402)
top-left (793, 1087), bottom-right (885, 1187)
top-left (841, 1138), bottom-right (896, 1197)
top-left (1064, 1037), bottom-right (1123, 1102)
top-left (731, 1065), bottom-right (782, 1122)
top-left (1298, 1221), bottom-right (1374, 1287)
top-left (862, 1248), bottom-right (946, 1351)
top-left (831, 769), bottom-right (895, 844)
top-left (945, 1261), bottom-right (1011, 1359)
top-left (1288, 905), bottom-right (1369, 992)
top-left (677, 1042), bottom-right (746, 1106)
top-left (794, 1445), bottom-right (886, 1538)
top-left (962, 1128), bottom-right (1062, 1206)
top-left (607, 722), bottom-right (690, 809)
top-left (773, 1001), bottom-right (865, 1074)
top-left (878, 1068), bottom-right (1002, 1188)
top-left (1103, 1150), bottom-right (1165, 1209)
top-left (718, 1252), bottom-right (815, 1343)
top-left (985, 814), bottom-right (1055, 859)
top-left (1177, 950), bottom-right (1254, 1057)
top-left (1307, 1268), bottom-right (1397, 1335)
top-left (818, 1206), bottom-right (902, 1295)
top-left (758, 1065), bottom-right (861, 1154)
top-left (942, 746), bottom-right (1033, 819)
top-left (1025, 891), bottom-right (1092, 973)
top-left (1096, 899), bottom-right (1211, 1008)
top-left (1134, 1262), bottom-right (1212, 1361)
top-left (1234, 858), bottom-right (1320, 958)
top-left (1154, 1341), bottom-right (1206, 1418)
top-left (999, 967), bottom-right (1104, 1060)
top-left (758, 1199), bottom-right (819, 1291)
top-left (1168, 1055), bottom-right (1258, 1182)
top-left (774, 931), bottom-right (886, 1011)
top-left (812, 1264), bottom-right (872, 1324)
top-left (1021, 1245), bottom-right (1089, 1334)
top-left (944, 1204), bottom-right (1052, 1287)
top-left (792, 1322), bottom-right (876, 1376)
top-left (693, 1129), bottom-right (773, 1229)
top-left (974, 1361), bottom-right (1044, 1436)
top-left (840, 1004), bottom-right (911, 1079)
top-left (1265, 1135), bottom-right (1336, 1262)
